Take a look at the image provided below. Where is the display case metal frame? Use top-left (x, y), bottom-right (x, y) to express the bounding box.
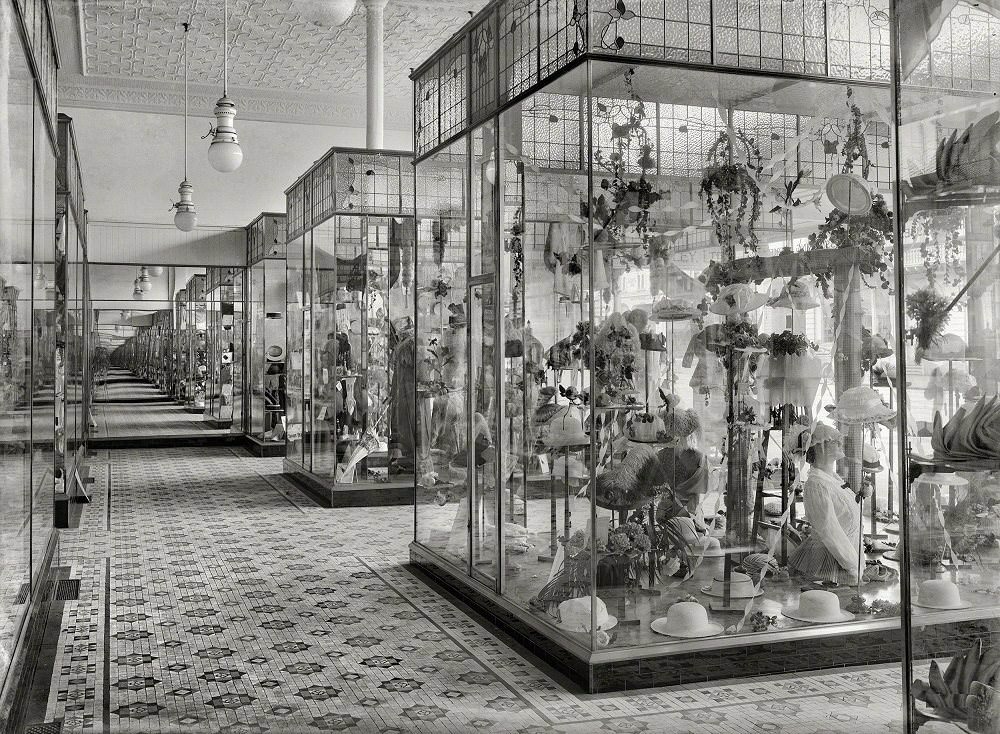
top-left (244, 212), bottom-right (287, 457)
top-left (282, 146), bottom-right (416, 507)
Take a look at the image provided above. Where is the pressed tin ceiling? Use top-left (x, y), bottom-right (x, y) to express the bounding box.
top-left (57, 0), bottom-right (486, 127)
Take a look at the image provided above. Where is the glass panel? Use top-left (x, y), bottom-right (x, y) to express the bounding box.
top-left (286, 235), bottom-right (307, 467)
top-left (31, 95), bottom-right (55, 583)
top-left (310, 218), bottom-right (340, 478)
top-left (897, 6), bottom-right (1000, 731)
top-left (469, 280), bottom-right (497, 584)
top-left (263, 258), bottom-right (286, 441)
top-left (414, 139), bottom-right (470, 567)
top-left (248, 262), bottom-right (265, 437)
top-left (386, 217), bottom-right (416, 482)
top-left (0, 0), bottom-right (34, 687)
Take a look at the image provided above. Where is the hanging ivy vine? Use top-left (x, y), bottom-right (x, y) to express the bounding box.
top-left (699, 129), bottom-right (764, 258)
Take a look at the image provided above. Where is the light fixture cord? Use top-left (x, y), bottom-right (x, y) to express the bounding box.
top-left (223, 0), bottom-right (228, 96)
top-left (183, 22), bottom-right (189, 180)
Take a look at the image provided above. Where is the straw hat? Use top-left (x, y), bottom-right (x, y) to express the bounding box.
top-left (701, 571), bottom-right (763, 598)
top-left (768, 279), bottom-right (821, 310)
top-left (545, 406), bottom-right (589, 447)
top-left (829, 386), bottom-right (896, 426)
top-left (862, 444), bottom-right (883, 472)
top-left (924, 333), bottom-right (967, 361)
top-left (558, 596), bottom-right (617, 632)
top-left (783, 589), bottom-right (854, 623)
top-left (913, 579), bottom-right (971, 610)
top-left (651, 298), bottom-right (700, 322)
top-left (709, 284), bottom-right (768, 316)
top-left (650, 601), bottom-right (724, 638)
top-left (266, 344), bottom-right (285, 362)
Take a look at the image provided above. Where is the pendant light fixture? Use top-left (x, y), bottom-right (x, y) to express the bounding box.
top-left (206, 0), bottom-right (243, 172)
top-left (138, 267), bottom-right (153, 293)
top-left (172, 22), bottom-right (198, 232)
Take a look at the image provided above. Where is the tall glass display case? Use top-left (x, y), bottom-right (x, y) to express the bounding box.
top-left (184, 274), bottom-right (208, 413)
top-left (896, 4), bottom-right (1000, 732)
top-left (174, 288), bottom-right (188, 403)
top-left (204, 266), bottom-right (244, 430)
top-left (245, 212), bottom-right (287, 456)
top-left (410, 0), bottom-right (913, 693)
top-left (283, 147), bottom-right (416, 506)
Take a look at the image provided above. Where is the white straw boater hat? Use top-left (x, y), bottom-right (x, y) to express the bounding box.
top-left (710, 283), bottom-right (768, 316)
top-left (701, 571), bottom-right (762, 599)
top-left (913, 579), bottom-right (971, 610)
top-left (829, 386), bottom-right (896, 426)
top-left (266, 344), bottom-right (285, 362)
top-left (544, 406), bottom-right (590, 447)
top-left (783, 589), bottom-right (854, 624)
top-left (650, 601), bottom-right (724, 638)
top-left (558, 596), bottom-right (617, 632)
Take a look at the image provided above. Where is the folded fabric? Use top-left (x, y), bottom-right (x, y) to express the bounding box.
top-left (933, 396), bottom-right (1000, 461)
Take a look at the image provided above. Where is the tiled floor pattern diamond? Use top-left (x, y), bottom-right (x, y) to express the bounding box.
top-left (39, 446), bottom-right (905, 733)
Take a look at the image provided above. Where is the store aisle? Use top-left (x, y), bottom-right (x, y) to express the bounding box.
top-left (21, 447), bottom-right (904, 733)
top-left (91, 370), bottom-right (228, 439)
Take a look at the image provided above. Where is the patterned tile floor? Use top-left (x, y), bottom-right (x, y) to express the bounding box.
top-left (30, 446), bottom-right (906, 733)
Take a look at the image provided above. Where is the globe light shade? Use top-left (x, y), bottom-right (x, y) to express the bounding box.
top-left (304, 0), bottom-right (357, 27)
top-left (483, 156), bottom-right (496, 186)
top-left (139, 279), bottom-right (153, 293)
top-left (208, 96), bottom-right (243, 173)
top-left (173, 179), bottom-right (198, 232)
top-left (149, 266), bottom-right (164, 277)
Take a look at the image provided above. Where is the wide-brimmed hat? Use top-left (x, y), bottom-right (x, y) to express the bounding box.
top-left (551, 455), bottom-right (589, 480)
top-left (783, 589), bottom-right (854, 623)
top-left (710, 284), bottom-right (768, 316)
top-left (650, 601), bottom-right (724, 638)
top-left (266, 344), bottom-right (285, 362)
top-left (829, 386), bottom-right (896, 426)
top-left (644, 447), bottom-right (709, 501)
top-left (544, 406), bottom-right (590, 447)
top-left (768, 279), bottom-right (821, 310)
top-left (558, 596), bottom-right (617, 632)
top-left (924, 333), bottom-right (967, 361)
top-left (701, 571), bottom-right (762, 599)
top-left (651, 298), bottom-right (700, 322)
top-left (913, 579), bottom-right (971, 610)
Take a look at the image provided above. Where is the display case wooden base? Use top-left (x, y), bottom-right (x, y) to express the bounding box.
top-left (283, 459), bottom-right (414, 508)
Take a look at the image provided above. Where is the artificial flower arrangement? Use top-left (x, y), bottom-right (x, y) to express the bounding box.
top-left (700, 128), bottom-right (764, 257)
top-left (905, 287), bottom-right (951, 351)
top-left (907, 207), bottom-right (966, 291)
top-left (758, 330), bottom-right (823, 408)
top-left (762, 330), bottom-right (818, 356)
top-left (595, 520), bottom-right (653, 591)
top-left (805, 89), bottom-right (893, 296)
top-left (590, 67), bottom-right (663, 250)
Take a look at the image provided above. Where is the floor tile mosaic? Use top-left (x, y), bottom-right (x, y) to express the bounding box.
top-left (31, 443), bottom-right (906, 733)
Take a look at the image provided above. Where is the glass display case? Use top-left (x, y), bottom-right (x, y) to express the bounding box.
top-left (896, 4), bottom-right (1000, 732)
top-left (55, 113), bottom-right (90, 525)
top-left (283, 147), bottom-right (416, 506)
top-left (245, 212), bottom-right (287, 456)
top-left (204, 266), bottom-right (244, 430)
top-left (410, 0), bottom-right (913, 693)
top-left (174, 288), bottom-right (188, 403)
top-left (184, 274), bottom-right (208, 413)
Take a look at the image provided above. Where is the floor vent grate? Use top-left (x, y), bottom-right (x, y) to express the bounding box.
top-left (54, 579), bottom-right (80, 601)
top-left (24, 723), bottom-right (62, 734)
top-left (14, 583), bottom-right (29, 604)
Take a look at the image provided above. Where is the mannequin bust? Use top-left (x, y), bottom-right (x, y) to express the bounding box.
top-left (787, 425), bottom-right (861, 585)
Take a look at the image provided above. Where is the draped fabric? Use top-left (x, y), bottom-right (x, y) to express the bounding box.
top-left (788, 467), bottom-right (861, 584)
top-left (900, 1), bottom-right (1000, 79)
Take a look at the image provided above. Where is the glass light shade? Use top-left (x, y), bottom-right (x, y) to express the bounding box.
top-left (208, 96), bottom-right (243, 172)
top-left (149, 266), bottom-right (164, 277)
top-left (132, 289), bottom-right (144, 301)
top-left (139, 279), bottom-right (153, 293)
top-left (174, 209), bottom-right (198, 231)
top-left (208, 139), bottom-right (243, 172)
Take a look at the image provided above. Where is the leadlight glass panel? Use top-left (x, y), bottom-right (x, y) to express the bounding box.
top-left (714, 0), bottom-right (826, 74)
top-left (827, 0), bottom-right (891, 81)
top-left (499, 0), bottom-right (539, 102)
top-left (910, 2), bottom-right (1000, 91)
top-left (312, 154), bottom-right (335, 224)
top-left (656, 104), bottom-right (726, 178)
top-left (589, 0), bottom-right (712, 63)
top-left (415, 71), bottom-right (440, 156)
top-left (521, 92), bottom-right (583, 169)
top-left (439, 40), bottom-right (469, 143)
top-left (470, 11), bottom-right (498, 122)
top-left (538, 0), bottom-right (586, 77)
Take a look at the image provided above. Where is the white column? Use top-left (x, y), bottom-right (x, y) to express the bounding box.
top-left (364, 0), bottom-right (388, 149)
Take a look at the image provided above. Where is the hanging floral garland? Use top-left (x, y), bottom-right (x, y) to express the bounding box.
top-left (699, 129), bottom-right (764, 258)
